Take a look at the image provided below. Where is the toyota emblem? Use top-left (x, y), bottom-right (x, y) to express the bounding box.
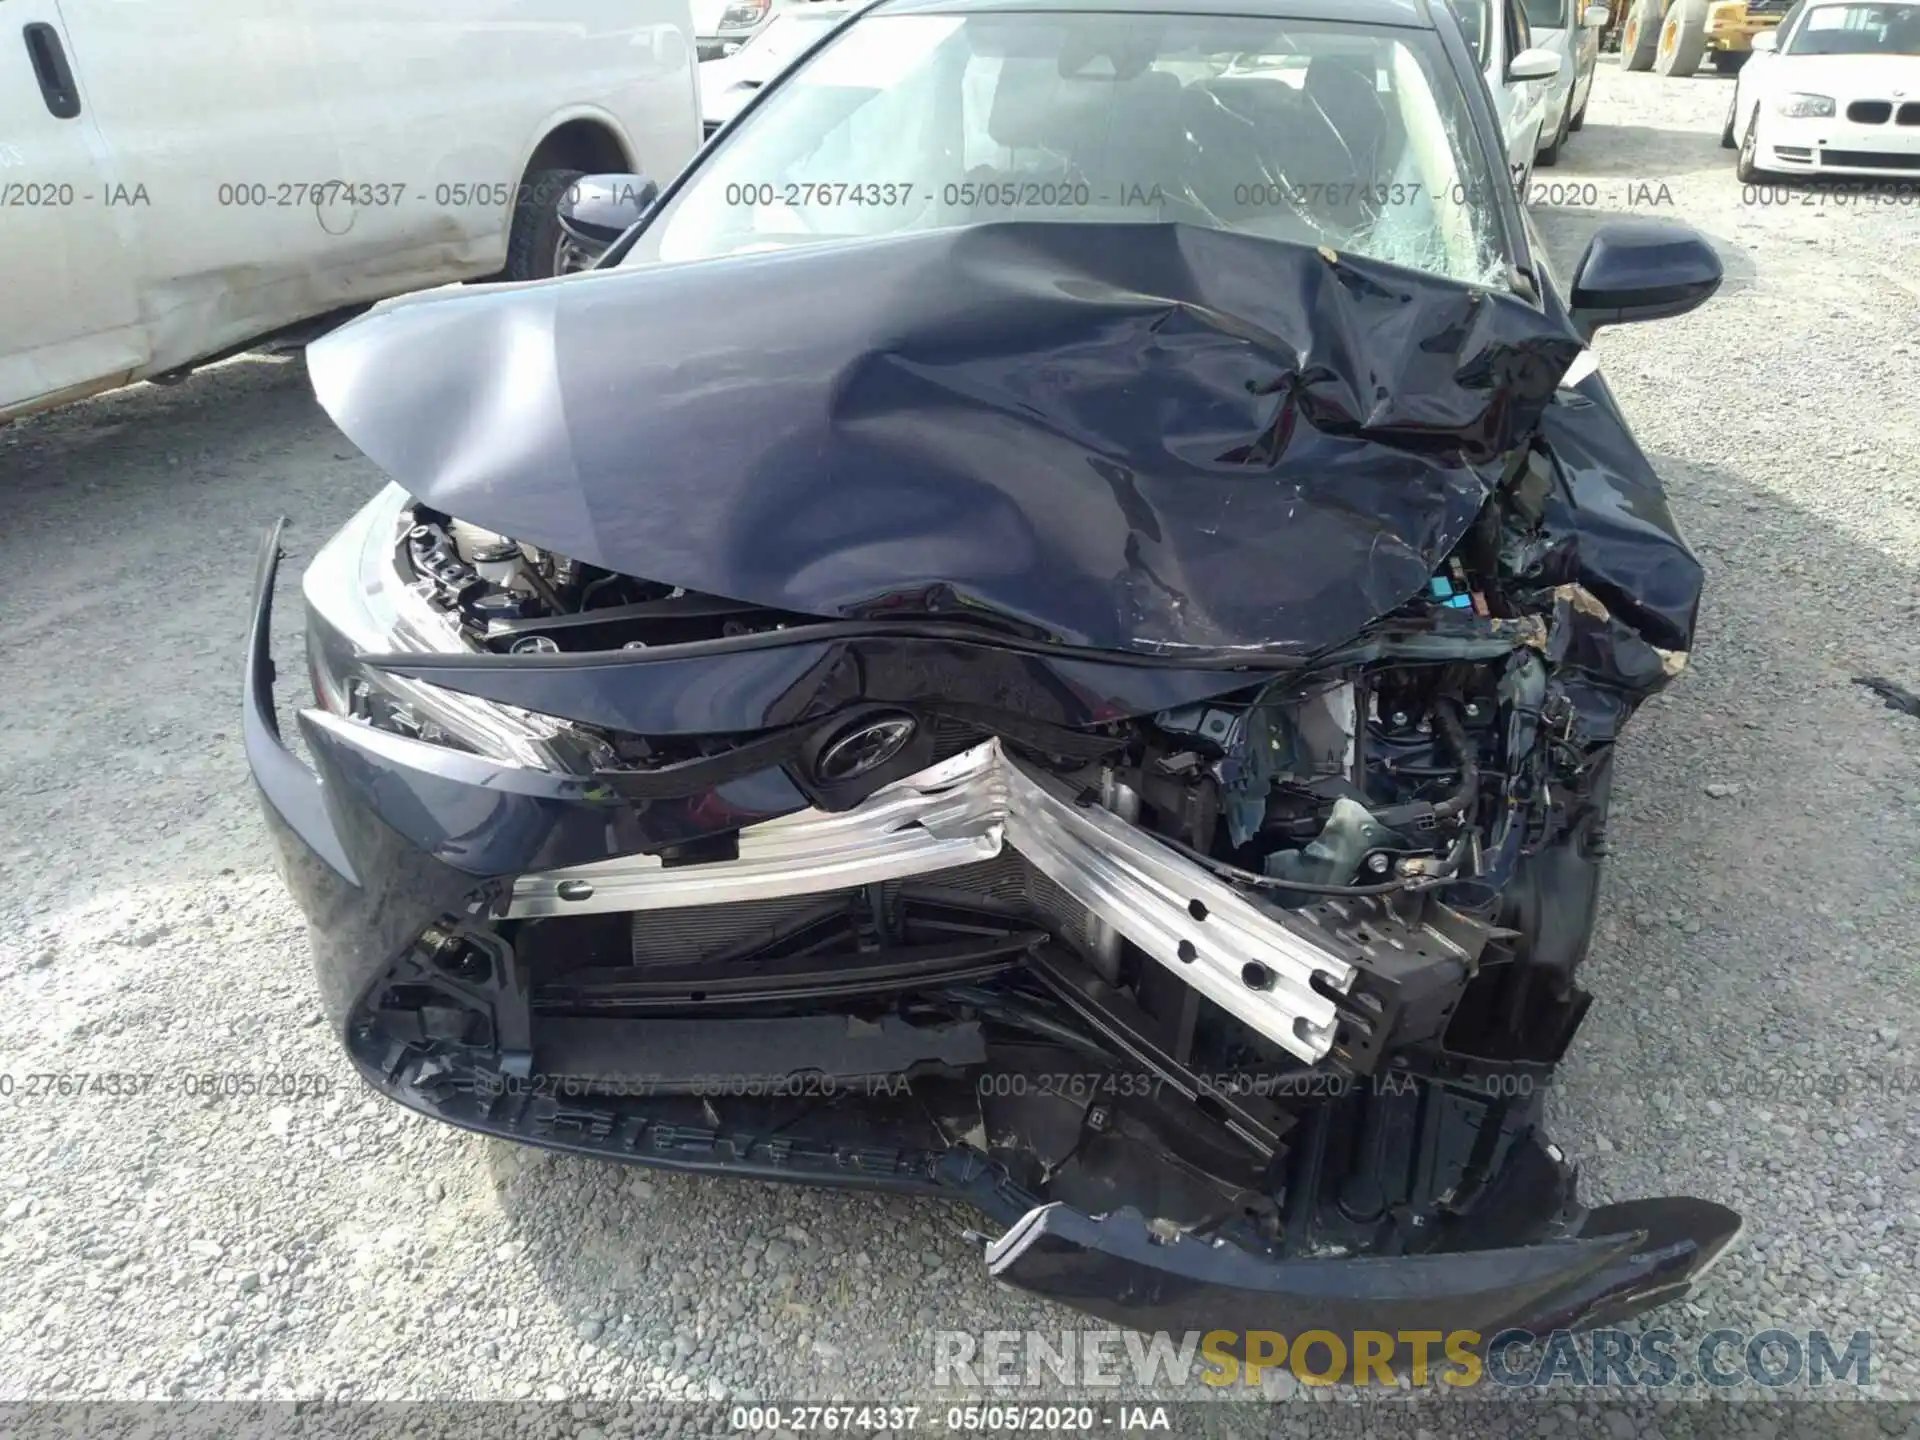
top-left (816, 715), bottom-right (918, 783)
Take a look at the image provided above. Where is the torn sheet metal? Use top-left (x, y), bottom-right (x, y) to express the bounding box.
top-left (307, 221), bottom-right (1584, 658)
top-left (1504, 371), bottom-right (1707, 740)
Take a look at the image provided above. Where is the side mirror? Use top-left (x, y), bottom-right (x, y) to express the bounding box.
top-left (557, 173), bottom-right (660, 253)
top-left (1750, 29), bottom-right (1778, 50)
top-left (1583, 4), bottom-right (1610, 25)
top-left (1509, 46), bottom-right (1563, 81)
top-left (1569, 219), bottom-right (1723, 341)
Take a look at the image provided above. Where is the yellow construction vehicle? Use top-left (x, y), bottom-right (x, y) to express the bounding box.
top-left (1610, 0), bottom-right (1789, 74)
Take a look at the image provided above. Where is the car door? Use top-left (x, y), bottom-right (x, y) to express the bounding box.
top-left (0, 4), bottom-right (148, 418)
top-left (1575, 0), bottom-right (1602, 99)
top-left (1438, 0), bottom-right (1525, 172)
top-left (1458, 0), bottom-right (1544, 182)
top-left (1574, 0), bottom-right (1605, 89)
top-left (47, 0), bottom-right (351, 376)
top-left (1521, 0), bottom-right (1575, 126)
top-left (1505, 0), bottom-right (1552, 167)
top-left (300, 0), bottom-right (682, 285)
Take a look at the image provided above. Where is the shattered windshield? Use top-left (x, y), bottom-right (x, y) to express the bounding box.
top-left (624, 13), bottom-right (1514, 287)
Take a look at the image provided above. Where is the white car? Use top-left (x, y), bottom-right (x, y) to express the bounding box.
top-left (699, 3), bottom-right (857, 134)
top-left (1520, 0), bottom-right (1612, 164)
top-left (1, 0), bottom-right (701, 426)
top-left (1724, 0), bottom-right (1920, 181)
top-left (1443, 0), bottom-right (1567, 186)
top-left (692, 0), bottom-right (821, 59)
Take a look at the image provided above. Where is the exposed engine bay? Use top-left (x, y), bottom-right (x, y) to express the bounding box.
top-left (338, 487), bottom-right (1637, 1263)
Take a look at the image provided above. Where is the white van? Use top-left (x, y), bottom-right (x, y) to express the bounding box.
top-left (1, 0), bottom-right (701, 423)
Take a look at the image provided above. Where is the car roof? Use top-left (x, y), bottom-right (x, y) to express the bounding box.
top-left (867, 0), bottom-right (1436, 28)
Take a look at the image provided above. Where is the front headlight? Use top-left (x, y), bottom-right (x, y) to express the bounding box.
top-left (302, 484), bottom-right (566, 769)
top-left (1775, 92), bottom-right (1836, 118)
top-left (718, 0), bottom-right (769, 29)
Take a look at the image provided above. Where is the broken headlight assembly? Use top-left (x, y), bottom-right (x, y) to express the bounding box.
top-left (303, 485), bottom-right (568, 769)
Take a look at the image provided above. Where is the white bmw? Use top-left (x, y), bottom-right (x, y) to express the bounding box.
top-left (1723, 0), bottom-right (1920, 181)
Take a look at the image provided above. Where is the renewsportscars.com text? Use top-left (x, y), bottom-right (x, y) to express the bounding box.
top-left (933, 1327), bottom-right (1873, 1390)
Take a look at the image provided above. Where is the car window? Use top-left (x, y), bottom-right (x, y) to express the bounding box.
top-left (1519, 0), bottom-right (1568, 29)
top-left (1444, 0), bottom-right (1494, 65)
top-left (625, 12), bottom-right (1514, 287)
top-left (1510, 1), bottom-right (1534, 57)
top-left (1787, 1), bottom-right (1920, 51)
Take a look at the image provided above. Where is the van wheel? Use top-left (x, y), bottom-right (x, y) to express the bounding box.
top-left (505, 167), bottom-right (588, 281)
top-left (1538, 101), bottom-right (1569, 166)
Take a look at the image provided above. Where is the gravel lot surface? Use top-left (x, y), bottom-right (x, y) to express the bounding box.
top-left (2, 60), bottom-right (1917, 1435)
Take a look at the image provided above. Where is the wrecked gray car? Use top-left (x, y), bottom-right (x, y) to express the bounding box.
top-left (246, 0), bottom-right (1740, 1340)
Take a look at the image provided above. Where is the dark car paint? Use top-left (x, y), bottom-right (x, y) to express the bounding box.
top-left (335, 360), bottom-right (1697, 752)
top-left (1566, 218), bottom-right (1727, 338)
top-left (252, 536), bottom-right (1750, 1336)
top-left (986, 1197), bottom-right (1740, 1342)
top-left (244, 343), bottom-right (1720, 1332)
top-left (1538, 372), bottom-right (1702, 652)
top-left (264, 358), bottom-right (1705, 908)
top-left (249, 0), bottom-right (1732, 1343)
top-left (310, 223), bottom-right (1584, 658)
top-left (371, 636), bottom-right (1272, 734)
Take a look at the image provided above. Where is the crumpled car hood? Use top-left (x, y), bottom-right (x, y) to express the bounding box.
top-left (307, 222), bottom-right (1582, 657)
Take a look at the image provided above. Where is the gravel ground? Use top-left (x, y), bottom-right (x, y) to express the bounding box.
top-left (2, 59), bottom-right (1917, 1435)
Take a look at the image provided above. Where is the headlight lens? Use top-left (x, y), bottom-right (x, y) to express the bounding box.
top-left (303, 484), bottom-right (566, 769)
top-left (719, 0), bottom-right (769, 29)
top-left (1775, 92), bottom-right (1835, 118)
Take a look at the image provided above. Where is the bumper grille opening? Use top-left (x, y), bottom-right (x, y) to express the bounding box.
top-left (622, 852), bottom-right (1098, 969)
top-left (630, 894), bottom-right (850, 968)
top-left (505, 852), bottom-right (1099, 1018)
top-left (1821, 149), bottom-right (1920, 170)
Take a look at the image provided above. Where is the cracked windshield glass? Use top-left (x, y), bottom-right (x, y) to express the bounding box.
top-left (624, 12), bottom-right (1514, 285)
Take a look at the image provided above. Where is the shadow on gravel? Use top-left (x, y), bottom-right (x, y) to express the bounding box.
top-left (1603, 445), bottom-right (1920, 985)
top-left (0, 352), bottom-right (314, 503)
top-left (1558, 122), bottom-right (1736, 177)
top-left (481, 1137), bottom-right (1064, 1399)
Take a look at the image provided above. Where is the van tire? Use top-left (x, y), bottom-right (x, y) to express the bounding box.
top-left (505, 167), bottom-right (588, 281)
top-left (1538, 100), bottom-right (1570, 165)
